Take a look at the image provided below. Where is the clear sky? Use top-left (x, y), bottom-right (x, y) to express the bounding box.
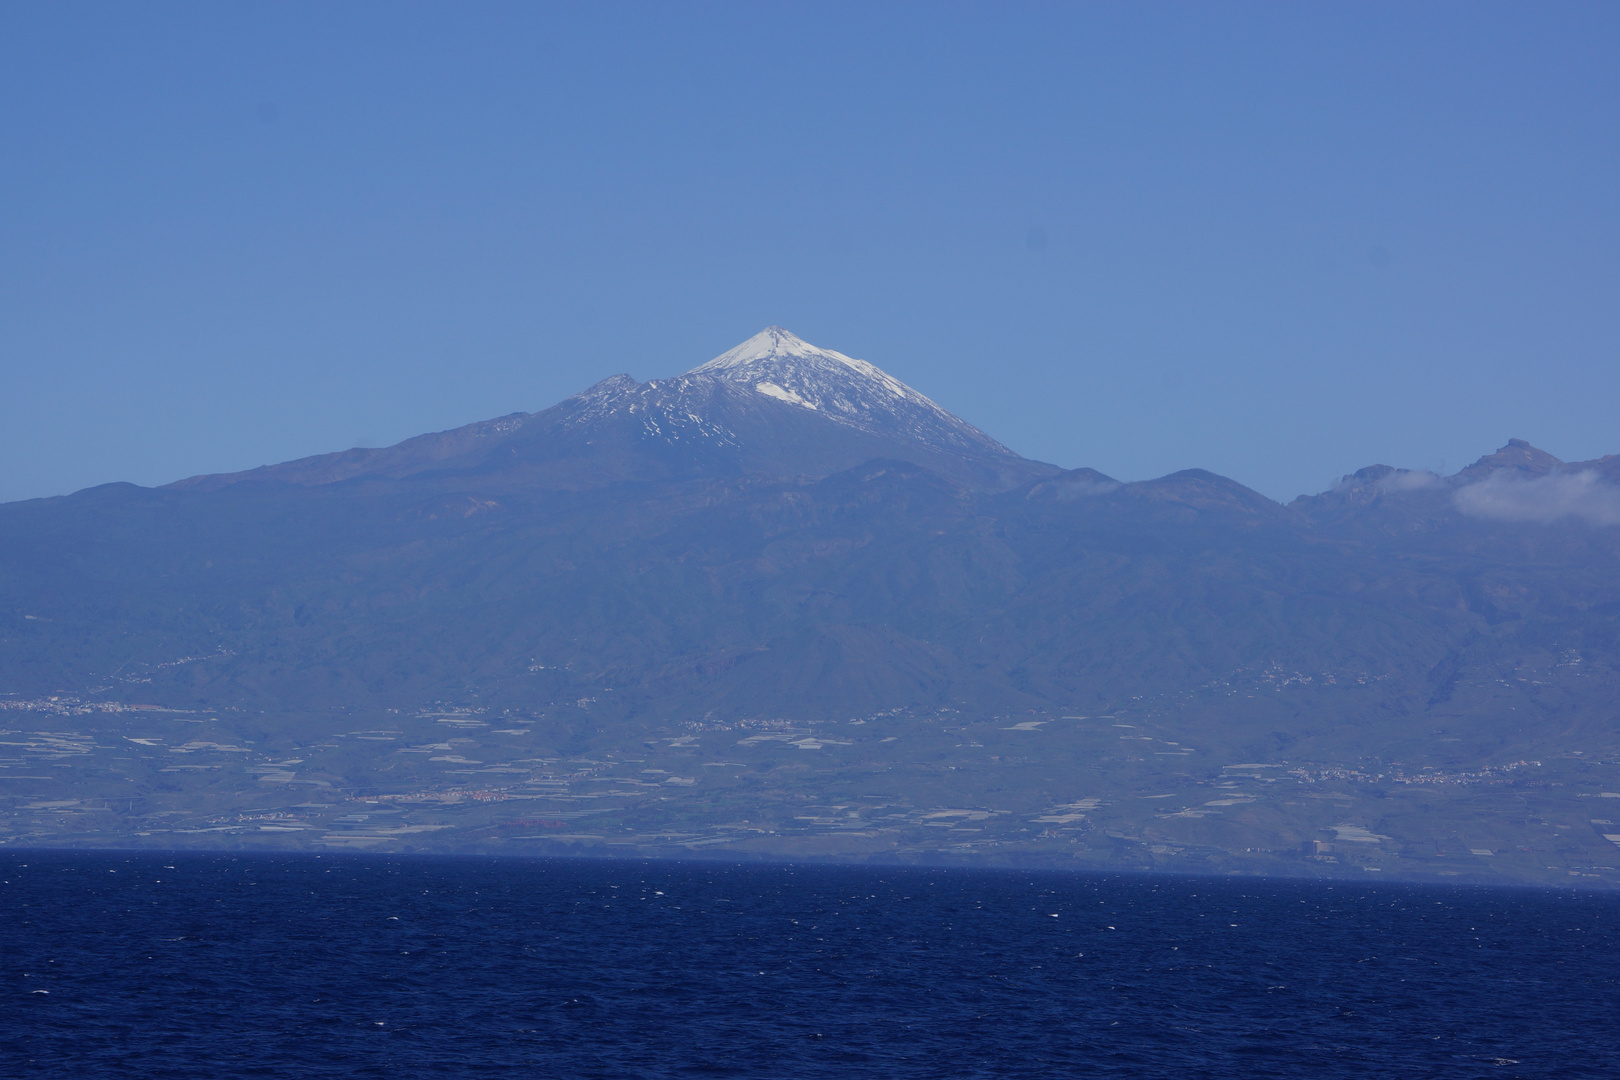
top-left (3, 2), bottom-right (1617, 504)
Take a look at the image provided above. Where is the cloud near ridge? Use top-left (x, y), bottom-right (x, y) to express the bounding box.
top-left (1453, 470), bottom-right (1620, 525)
top-left (1378, 469), bottom-right (1442, 492)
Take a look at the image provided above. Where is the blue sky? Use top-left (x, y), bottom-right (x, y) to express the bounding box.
top-left (3, 2), bottom-right (1617, 502)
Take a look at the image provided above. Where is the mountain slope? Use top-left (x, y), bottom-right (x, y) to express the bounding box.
top-left (9, 440), bottom-right (1617, 721)
top-left (689, 326), bottom-right (1018, 462)
top-left (170, 328), bottom-right (1055, 494)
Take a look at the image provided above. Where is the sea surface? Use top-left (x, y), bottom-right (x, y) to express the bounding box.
top-left (2, 852), bottom-right (1616, 1078)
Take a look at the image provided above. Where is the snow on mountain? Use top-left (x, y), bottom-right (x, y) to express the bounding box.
top-left (537, 326), bottom-right (1042, 488)
top-left (680, 326), bottom-right (1019, 459)
top-left (692, 326), bottom-right (924, 406)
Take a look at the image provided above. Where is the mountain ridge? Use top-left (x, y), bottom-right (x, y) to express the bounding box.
top-left (151, 328), bottom-right (1618, 526)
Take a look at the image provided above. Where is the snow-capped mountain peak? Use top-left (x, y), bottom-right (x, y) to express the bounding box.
top-left (680, 326), bottom-right (1013, 461)
top-left (689, 327), bottom-right (929, 409)
top-left (693, 326), bottom-right (829, 370)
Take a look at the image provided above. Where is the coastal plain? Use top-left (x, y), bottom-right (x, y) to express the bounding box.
top-left (8, 660), bottom-right (1617, 886)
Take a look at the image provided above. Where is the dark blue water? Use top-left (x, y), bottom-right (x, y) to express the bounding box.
top-left (3, 852), bottom-right (1616, 1078)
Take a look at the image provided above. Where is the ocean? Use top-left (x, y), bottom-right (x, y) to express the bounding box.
top-left (3, 851), bottom-right (1616, 1078)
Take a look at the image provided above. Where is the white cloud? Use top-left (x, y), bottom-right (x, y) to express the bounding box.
top-left (1453, 470), bottom-right (1620, 525)
top-left (1378, 469), bottom-right (1442, 492)
top-left (1327, 466), bottom-right (1440, 494)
